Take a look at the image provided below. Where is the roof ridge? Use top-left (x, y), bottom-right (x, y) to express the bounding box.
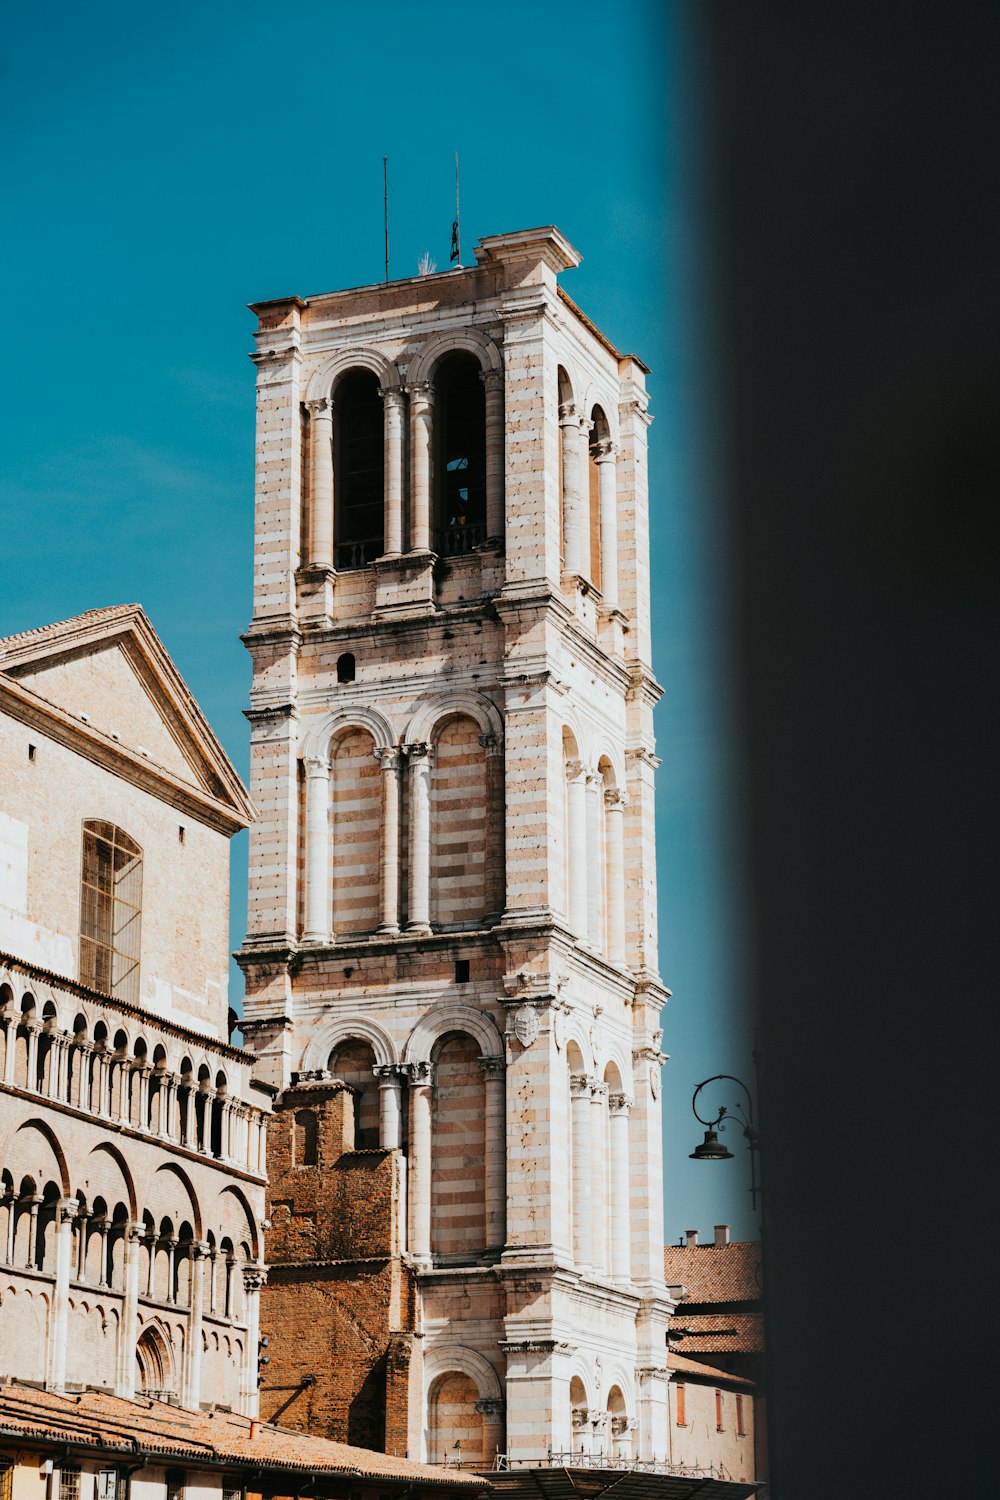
top-left (0, 604), bottom-right (141, 652)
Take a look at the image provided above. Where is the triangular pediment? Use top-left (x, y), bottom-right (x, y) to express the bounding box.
top-left (0, 605), bottom-right (253, 828)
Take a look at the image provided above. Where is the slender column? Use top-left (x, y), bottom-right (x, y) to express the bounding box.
top-left (25, 1024), bottom-right (39, 1092)
top-left (569, 1075), bottom-right (593, 1269)
top-left (408, 382), bottom-right (434, 551)
top-left (51, 1035), bottom-right (68, 1100)
top-left (560, 402), bottom-right (586, 576)
top-left (93, 1048), bottom-right (109, 1116)
top-left (76, 1043), bottom-right (92, 1109)
top-left (480, 733), bottom-right (505, 921)
top-left (49, 1198), bottom-right (78, 1391)
top-left (382, 387), bottom-right (405, 555)
top-left (590, 1080), bottom-right (609, 1274)
top-left (5, 1192), bottom-right (15, 1264)
top-left (608, 1093), bottom-right (633, 1282)
top-left (184, 1242), bottom-right (209, 1407)
top-left (208, 1249), bottom-right (218, 1314)
top-left (406, 1060), bottom-right (433, 1262)
top-left (97, 1216), bottom-right (111, 1288)
top-left (585, 772), bottom-right (603, 950)
top-left (476, 1397), bottom-right (506, 1466)
top-left (117, 1060), bottom-right (131, 1124)
top-left (182, 1086), bottom-right (194, 1146)
top-left (595, 440), bottom-right (619, 609)
top-left (480, 1056), bottom-right (507, 1251)
top-left (145, 1232), bottom-right (156, 1298)
top-left (3, 1021), bottom-right (14, 1084)
top-left (303, 754), bottom-right (331, 943)
top-left (159, 1074), bottom-right (176, 1139)
top-left (306, 396), bottom-right (334, 569)
top-left (375, 747), bottom-right (401, 933)
top-left (405, 743), bottom-right (433, 935)
top-left (137, 1065), bottom-right (152, 1130)
top-left (375, 1064), bottom-right (403, 1148)
top-left (241, 1268), bottom-right (267, 1417)
top-left (605, 790), bottom-right (627, 965)
top-left (75, 1208), bottom-right (89, 1280)
top-left (24, 1194), bottom-right (42, 1269)
top-left (120, 1222), bottom-right (144, 1397)
top-left (165, 1236), bottom-right (177, 1303)
top-left (566, 762), bottom-right (590, 939)
top-left (482, 367), bottom-right (505, 541)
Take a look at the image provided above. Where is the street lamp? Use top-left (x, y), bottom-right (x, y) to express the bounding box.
top-left (689, 1073), bottom-right (761, 1209)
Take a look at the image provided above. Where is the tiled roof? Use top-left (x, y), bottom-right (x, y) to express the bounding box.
top-left (663, 1241), bottom-right (762, 1305)
top-left (669, 1315), bottom-right (764, 1357)
top-left (0, 1386), bottom-right (485, 1489)
top-left (0, 605), bottom-right (140, 654)
top-left (667, 1354), bottom-right (755, 1391)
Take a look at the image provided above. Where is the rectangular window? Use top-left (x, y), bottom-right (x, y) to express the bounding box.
top-left (165, 1471), bottom-right (185, 1500)
top-left (675, 1382), bottom-right (686, 1426)
top-left (59, 1469), bottom-right (81, 1500)
top-left (80, 822), bottom-right (143, 1004)
top-left (715, 1389), bottom-right (724, 1432)
top-left (736, 1394), bottom-right (745, 1436)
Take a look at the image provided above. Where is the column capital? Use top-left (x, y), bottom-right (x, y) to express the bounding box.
top-left (604, 787), bottom-right (628, 810)
top-left (403, 740), bottom-right (432, 763)
top-left (58, 1198), bottom-right (79, 1223)
top-left (373, 745), bottom-right (402, 770)
top-left (193, 1241), bottom-right (213, 1259)
top-left (242, 1265), bottom-right (268, 1292)
top-left (374, 1063), bottom-right (406, 1084)
top-left (558, 400), bottom-right (577, 424)
top-left (304, 753), bottom-right (330, 777)
top-left (592, 438), bottom-right (617, 463)
top-left (475, 1397), bottom-right (506, 1417)
top-left (478, 732), bottom-right (503, 757)
top-left (304, 395), bottom-right (333, 418)
top-left (479, 367), bottom-right (504, 392)
top-left (127, 1221), bottom-right (146, 1242)
top-left (402, 1059), bottom-right (433, 1088)
top-left (570, 1072), bottom-right (593, 1099)
top-left (608, 1091), bottom-right (634, 1115)
top-left (405, 380), bottom-right (435, 404)
top-left (590, 1079), bottom-right (609, 1101)
top-left (566, 757), bottom-right (591, 783)
top-left (379, 385), bottom-right (406, 407)
top-left (478, 1055), bottom-right (505, 1081)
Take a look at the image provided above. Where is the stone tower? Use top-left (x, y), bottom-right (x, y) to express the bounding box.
top-left (238, 227), bottom-right (673, 1465)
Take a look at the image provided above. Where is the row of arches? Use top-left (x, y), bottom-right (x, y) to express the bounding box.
top-left (561, 731), bottom-right (628, 962)
top-left (303, 333), bottom-right (504, 570)
top-left (557, 366), bottom-right (623, 610)
top-left (0, 984), bottom-right (264, 1174)
top-left (301, 697), bottom-right (503, 943)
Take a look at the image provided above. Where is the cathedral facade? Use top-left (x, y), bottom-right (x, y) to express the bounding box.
top-left (238, 227), bottom-right (673, 1465)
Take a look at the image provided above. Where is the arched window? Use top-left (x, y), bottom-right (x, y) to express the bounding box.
top-left (428, 1371), bottom-right (487, 1468)
top-left (337, 651), bottom-right (356, 684)
top-left (435, 353), bottom-right (486, 555)
top-left (329, 1040), bottom-right (379, 1148)
top-left (431, 1031), bottom-right (486, 1259)
top-left (80, 822), bottom-right (142, 1004)
top-left (334, 370), bottom-right (384, 569)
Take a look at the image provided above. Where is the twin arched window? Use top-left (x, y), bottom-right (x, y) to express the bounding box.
top-left (79, 821), bottom-right (142, 1005)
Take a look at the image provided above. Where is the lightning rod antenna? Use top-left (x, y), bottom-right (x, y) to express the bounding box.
top-left (383, 156), bottom-right (390, 284)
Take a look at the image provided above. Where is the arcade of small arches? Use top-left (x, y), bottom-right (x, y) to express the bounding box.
top-left (301, 699), bottom-right (504, 945)
top-left (0, 980), bottom-right (266, 1177)
top-left (422, 1355), bottom-right (638, 1468)
top-left (299, 338), bottom-right (627, 608)
top-left (0, 1117), bottom-right (263, 1407)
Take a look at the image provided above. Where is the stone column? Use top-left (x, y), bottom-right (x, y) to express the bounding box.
top-left (184, 1242), bottom-right (209, 1408)
top-left (375, 747), bottom-right (401, 933)
top-left (375, 1064), bottom-right (404, 1148)
top-left (97, 1217), bottom-right (111, 1289)
top-left (590, 1080), bottom-right (608, 1274)
top-left (75, 1042), bottom-right (92, 1109)
top-left (595, 440), bottom-right (619, 609)
top-left (408, 383), bottom-right (434, 552)
top-left (604, 790), bottom-right (627, 965)
top-left (48, 1198), bottom-right (78, 1391)
top-left (165, 1236), bottom-right (177, 1303)
top-left (608, 1093), bottom-right (633, 1283)
top-left (482, 367), bottom-right (505, 542)
top-left (569, 1075), bottom-right (593, 1269)
top-left (25, 1024), bottom-right (39, 1092)
top-left (306, 396), bottom-right (334, 570)
top-left (382, 387), bottom-right (405, 555)
top-left (566, 762), bottom-right (589, 939)
top-left (406, 1060), bottom-right (433, 1263)
top-left (476, 1397), bottom-right (506, 1466)
top-left (120, 1222), bottom-right (144, 1397)
top-left (480, 1056), bottom-right (507, 1252)
top-left (585, 772), bottom-right (603, 951)
top-left (24, 1193), bottom-right (42, 1269)
top-left (181, 1086), bottom-right (194, 1147)
top-left (145, 1232), bottom-right (156, 1298)
top-left (208, 1249), bottom-right (218, 1314)
top-left (560, 401), bottom-right (584, 575)
top-left (93, 1048), bottom-right (109, 1116)
top-left (5, 1191), bottom-right (16, 1264)
top-left (480, 733), bottom-right (505, 921)
top-left (303, 754), bottom-right (331, 943)
top-left (405, 743), bottom-right (433, 935)
top-left (137, 1065), bottom-right (152, 1131)
top-left (117, 1060), bottom-right (131, 1124)
top-left (241, 1267), bottom-right (267, 1417)
top-left (3, 1021), bottom-right (14, 1085)
top-left (75, 1207), bottom-right (89, 1280)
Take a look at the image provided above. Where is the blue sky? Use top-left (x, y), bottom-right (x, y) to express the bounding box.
top-left (2, 0), bottom-right (756, 1240)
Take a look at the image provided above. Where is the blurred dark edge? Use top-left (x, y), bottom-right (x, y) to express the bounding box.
top-left (686, 3), bottom-right (1000, 1495)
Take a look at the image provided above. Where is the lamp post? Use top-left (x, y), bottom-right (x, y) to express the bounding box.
top-left (689, 1073), bottom-right (761, 1209)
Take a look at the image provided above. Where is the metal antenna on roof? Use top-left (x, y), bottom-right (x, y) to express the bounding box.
top-left (383, 156), bottom-right (390, 284)
top-left (450, 151), bottom-right (461, 269)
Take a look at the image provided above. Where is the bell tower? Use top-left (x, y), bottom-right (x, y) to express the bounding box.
top-left (238, 226), bottom-right (673, 1464)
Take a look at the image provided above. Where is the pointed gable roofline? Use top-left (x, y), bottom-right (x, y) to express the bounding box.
top-left (0, 604), bottom-right (255, 836)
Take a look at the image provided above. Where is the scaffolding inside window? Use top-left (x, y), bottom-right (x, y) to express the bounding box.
top-left (80, 820), bottom-right (143, 1005)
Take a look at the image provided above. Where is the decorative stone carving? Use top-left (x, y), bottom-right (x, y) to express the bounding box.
top-left (513, 1005), bottom-right (539, 1047)
top-left (650, 1063), bottom-right (661, 1099)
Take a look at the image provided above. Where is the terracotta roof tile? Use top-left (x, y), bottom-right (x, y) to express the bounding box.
top-left (663, 1241), bottom-right (762, 1304)
top-left (667, 1354), bottom-right (755, 1390)
top-left (0, 1387), bottom-right (485, 1489)
top-left (670, 1314), bottom-right (764, 1356)
top-left (0, 605), bottom-right (141, 654)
